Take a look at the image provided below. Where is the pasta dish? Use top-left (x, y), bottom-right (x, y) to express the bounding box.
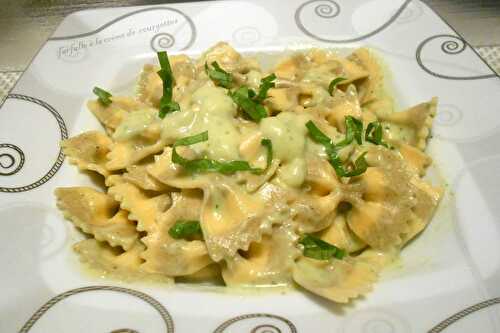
top-left (55, 42), bottom-right (442, 303)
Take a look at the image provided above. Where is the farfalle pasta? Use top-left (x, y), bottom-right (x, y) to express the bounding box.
top-left (55, 42), bottom-right (443, 303)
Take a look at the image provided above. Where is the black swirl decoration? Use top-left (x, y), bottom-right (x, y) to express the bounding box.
top-left (213, 313), bottom-right (297, 333)
top-left (19, 286), bottom-right (174, 333)
top-left (428, 297), bottom-right (500, 332)
top-left (416, 34), bottom-right (498, 80)
top-left (313, 0), bottom-right (340, 18)
top-left (48, 7), bottom-right (196, 51)
top-left (294, 0), bottom-right (411, 43)
top-left (0, 94), bottom-right (67, 193)
top-left (0, 143), bottom-right (25, 176)
top-left (151, 32), bottom-right (176, 52)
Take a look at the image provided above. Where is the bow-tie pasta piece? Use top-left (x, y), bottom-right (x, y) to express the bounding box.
top-left (55, 187), bottom-right (138, 250)
top-left (380, 97), bottom-right (437, 151)
top-left (201, 182), bottom-right (289, 262)
top-left (142, 190), bottom-right (213, 277)
top-left (401, 177), bottom-right (443, 245)
top-left (137, 55), bottom-right (195, 108)
top-left (123, 162), bottom-right (171, 192)
top-left (291, 157), bottom-right (347, 234)
top-left (267, 50), bottom-right (368, 113)
top-left (345, 149), bottom-right (417, 249)
top-left (61, 131), bottom-right (112, 177)
top-left (347, 48), bottom-right (384, 105)
top-left (88, 96), bottom-right (149, 135)
top-left (345, 146), bottom-right (442, 250)
top-left (107, 176), bottom-right (171, 233)
top-left (222, 224), bottom-right (300, 286)
top-left (74, 239), bottom-right (172, 283)
top-left (293, 253), bottom-right (380, 303)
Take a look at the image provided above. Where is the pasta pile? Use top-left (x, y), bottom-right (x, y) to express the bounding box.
top-left (55, 42), bottom-right (442, 303)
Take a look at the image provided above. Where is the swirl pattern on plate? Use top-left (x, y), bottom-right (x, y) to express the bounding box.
top-left (294, 0), bottom-right (411, 43)
top-left (0, 143), bottom-right (25, 176)
top-left (19, 285), bottom-right (174, 333)
top-left (429, 298), bottom-right (500, 333)
top-left (0, 94), bottom-right (67, 193)
top-left (415, 34), bottom-right (497, 80)
top-left (213, 313), bottom-right (297, 333)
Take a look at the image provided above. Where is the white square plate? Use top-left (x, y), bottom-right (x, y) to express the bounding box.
top-left (1, 1), bottom-right (499, 332)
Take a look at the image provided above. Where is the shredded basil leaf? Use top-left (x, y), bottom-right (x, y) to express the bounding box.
top-left (93, 87), bottom-right (112, 106)
top-left (254, 73), bottom-right (277, 103)
top-left (341, 152), bottom-right (368, 177)
top-left (305, 121), bottom-right (335, 152)
top-left (171, 131), bottom-right (264, 174)
top-left (365, 121), bottom-right (389, 148)
top-left (328, 77), bottom-right (347, 95)
top-left (173, 130), bottom-right (208, 147)
top-left (168, 220), bottom-right (202, 239)
top-left (306, 120), bottom-right (368, 177)
top-left (157, 51), bottom-right (180, 119)
top-left (336, 116), bottom-right (363, 147)
top-left (230, 86), bottom-right (268, 122)
top-left (261, 138), bottom-right (273, 169)
top-left (299, 234), bottom-right (346, 260)
top-left (205, 61), bottom-right (233, 88)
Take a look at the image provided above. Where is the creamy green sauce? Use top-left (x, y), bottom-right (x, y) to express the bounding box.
top-left (278, 158), bottom-right (307, 187)
top-left (260, 112), bottom-right (309, 162)
top-left (113, 108), bottom-right (158, 141)
top-left (161, 83), bottom-right (241, 161)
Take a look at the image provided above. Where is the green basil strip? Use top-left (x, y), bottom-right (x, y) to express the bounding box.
top-left (171, 131), bottom-right (264, 175)
top-left (336, 116), bottom-right (364, 148)
top-left (328, 77), bottom-right (347, 95)
top-left (168, 220), bottom-right (202, 239)
top-left (157, 51), bottom-right (180, 119)
top-left (230, 86), bottom-right (268, 122)
top-left (305, 120), bottom-right (335, 153)
top-left (205, 61), bottom-right (233, 88)
top-left (254, 73), bottom-right (277, 103)
top-left (159, 99), bottom-right (181, 119)
top-left (306, 120), bottom-right (368, 177)
top-left (340, 152), bottom-right (368, 177)
top-left (365, 121), bottom-right (389, 148)
top-left (93, 87), bottom-right (112, 106)
top-left (261, 138), bottom-right (273, 169)
top-left (299, 234), bottom-right (346, 260)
